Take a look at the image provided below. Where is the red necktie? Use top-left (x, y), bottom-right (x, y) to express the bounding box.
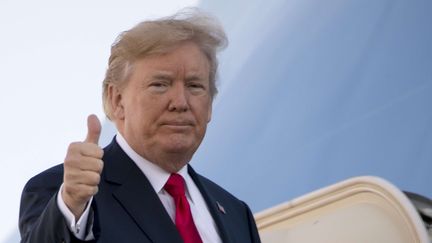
top-left (164, 173), bottom-right (203, 243)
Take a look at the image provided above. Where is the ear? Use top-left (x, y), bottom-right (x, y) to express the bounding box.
top-left (108, 84), bottom-right (125, 121)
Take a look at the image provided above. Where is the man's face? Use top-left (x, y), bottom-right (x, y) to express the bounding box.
top-left (112, 42), bottom-right (212, 172)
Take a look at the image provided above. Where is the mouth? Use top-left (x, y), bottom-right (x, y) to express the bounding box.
top-left (161, 120), bottom-right (193, 126)
top-left (160, 120), bottom-right (195, 129)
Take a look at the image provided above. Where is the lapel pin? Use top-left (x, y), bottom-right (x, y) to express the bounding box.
top-left (216, 201), bottom-right (226, 214)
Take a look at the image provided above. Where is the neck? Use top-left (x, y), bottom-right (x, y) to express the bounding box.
top-left (149, 152), bottom-right (191, 173)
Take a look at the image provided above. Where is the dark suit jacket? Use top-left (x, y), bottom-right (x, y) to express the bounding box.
top-left (19, 138), bottom-right (261, 243)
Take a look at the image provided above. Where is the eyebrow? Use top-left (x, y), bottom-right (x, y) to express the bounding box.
top-left (151, 72), bottom-right (206, 82)
top-left (152, 73), bottom-right (173, 80)
top-left (185, 75), bottom-right (205, 82)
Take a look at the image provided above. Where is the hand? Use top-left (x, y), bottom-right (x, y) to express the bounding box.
top-left (62, 114), bottom-right (104, 219)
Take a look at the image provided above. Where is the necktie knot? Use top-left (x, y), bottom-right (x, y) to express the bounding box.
top-left (164, 173), bottom-right (186, 198)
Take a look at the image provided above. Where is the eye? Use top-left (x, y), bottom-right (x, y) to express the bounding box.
top-left (187, 81), bottom-right (207, 90)
top-left (188, 83), bottom-right (204, 89)
top-left (150, 82), bottom-right (165, 87)
top-left (148, 81), bottom-right (169, 92)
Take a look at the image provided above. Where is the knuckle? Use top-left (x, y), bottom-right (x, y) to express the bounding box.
top-left (67, 142), bottom-right (81, 151)
top-left (89, 173), bottom-right (101, 185)
top-left (64, 184), bottom-right (77, 196)
top-left (64, 154), bottom-right (79, 166)
top-left (63, 158), bottom-right (71, 167)
top-left (91, 146), bottom-right (104, 158)
top-left (63, 161), bottom-right (79, 176)
top-left (97, 148), bottom-right (104, 158)
top-left (96, 160), bottom-right (104, 173)
top-left (63, 168), bottom-right (75, 180)
top-left (63, 173), bottom-right (71, 182)
top-left (94, 173), bottom-right (101, 184)
top-left (93, 186), bottom-right (99, 195)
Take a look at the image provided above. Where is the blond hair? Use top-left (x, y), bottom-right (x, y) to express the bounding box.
top-left (102, 8), bottom-right (228, 119)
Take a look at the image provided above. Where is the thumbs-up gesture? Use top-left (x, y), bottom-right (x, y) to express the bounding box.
top-left (62, 114), bottom-right (104, 219)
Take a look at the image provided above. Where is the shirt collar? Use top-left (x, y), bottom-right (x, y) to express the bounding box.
top-left (115, 133), bottom-right (193, 202)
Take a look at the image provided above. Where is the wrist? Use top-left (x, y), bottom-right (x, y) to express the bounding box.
top-left (61, 188), bottom-right (87, 219)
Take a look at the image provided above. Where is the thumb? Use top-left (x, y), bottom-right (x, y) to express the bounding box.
top-left (85, 114), bottom-right (101, 144)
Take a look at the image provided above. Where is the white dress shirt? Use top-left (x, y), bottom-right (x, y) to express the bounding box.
top-left (57, 133), bottom-right (222, 243)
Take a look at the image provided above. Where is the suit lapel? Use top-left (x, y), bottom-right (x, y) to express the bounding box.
top-left (102, 139), bottom-right (183, 243)
top-left (188, 166), bottom-right (233, 243)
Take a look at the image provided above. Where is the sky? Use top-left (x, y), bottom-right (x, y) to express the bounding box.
top-left (0, 1), bottom-right (199, 241)
top-left (193, 0), bottom-right (432, 212)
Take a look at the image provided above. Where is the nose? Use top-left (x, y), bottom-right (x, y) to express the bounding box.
top-left (168, 82), bottom-right (189, 112)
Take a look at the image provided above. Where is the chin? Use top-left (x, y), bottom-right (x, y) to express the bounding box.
top-left (162, 135), bottom-right (198, 152)
top-left (163, 142), bottom-right (194, 154)
top-left (162, 144), bottom-right (201, 160)
top-left (160, 143), bottom-right (195, 171)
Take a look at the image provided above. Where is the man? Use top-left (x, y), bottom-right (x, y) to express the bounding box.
top-left (19, 9), bottom-right (261, 243)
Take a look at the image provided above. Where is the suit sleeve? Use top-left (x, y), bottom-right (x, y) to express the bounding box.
top-left (19, 171), bottom-right (95, 243)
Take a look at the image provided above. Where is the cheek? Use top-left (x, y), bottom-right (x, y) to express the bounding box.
top-left (123, 96), bottom-right (147, 126)
top-left (196, 101), bottom-right (212, 125)
top-left (130, 97), bottom-right (163, 126)
top-left (202, 99), bottom-right (212, 122)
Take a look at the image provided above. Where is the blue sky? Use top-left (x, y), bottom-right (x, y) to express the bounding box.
top-left (195, 0), bottom-right (432, 212)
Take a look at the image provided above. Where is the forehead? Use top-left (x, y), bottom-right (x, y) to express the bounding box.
top-left (134, 42), bottom-right (210, 74)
